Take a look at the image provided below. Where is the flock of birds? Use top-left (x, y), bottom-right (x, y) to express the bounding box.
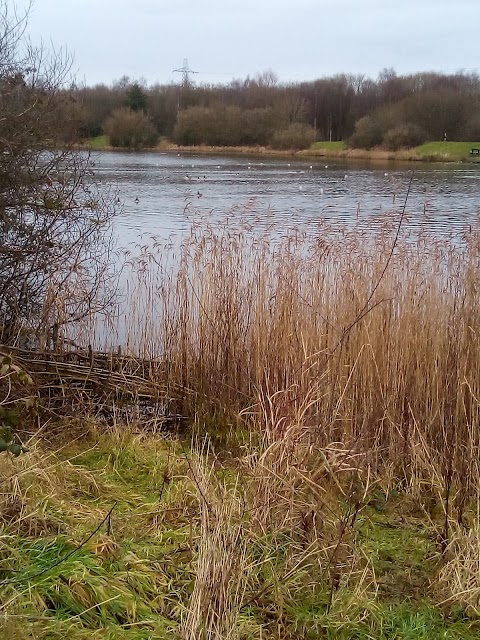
top-left (130, 161), bottom-right (357, 204)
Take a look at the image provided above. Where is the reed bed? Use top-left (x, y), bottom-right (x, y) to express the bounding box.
top-left (3, 209), bottom-right (480, 638)
top-left (103, 215), bottom-right (480, 503)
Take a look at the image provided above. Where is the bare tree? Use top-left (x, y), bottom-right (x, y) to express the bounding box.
top-left (0, 1), bottom-right (117, 348)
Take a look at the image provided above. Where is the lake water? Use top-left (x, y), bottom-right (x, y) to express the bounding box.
top-left (86, 151), bottom-right (480, 350)
top-left (92, 151), bottom-right (480, 245)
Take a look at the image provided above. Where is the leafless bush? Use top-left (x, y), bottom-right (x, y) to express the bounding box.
top-left (0, 1), bottom-right (117, 347)
top-left (270, 122), bottom-right (316, 150)
top-left (104, 107), bottom-right (158, 149)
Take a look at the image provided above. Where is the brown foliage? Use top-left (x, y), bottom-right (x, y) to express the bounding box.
top-left (104, 107), bottom-right (158, 149)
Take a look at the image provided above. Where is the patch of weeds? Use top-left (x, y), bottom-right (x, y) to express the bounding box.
top-left (2, 535), bottom-right (183, 637)
top-left (280, 595), bottom-right (480, 639)
top-left (190, 413), bottom-right (260, 457)
top-left (356, 498), bottom-right (437, 599)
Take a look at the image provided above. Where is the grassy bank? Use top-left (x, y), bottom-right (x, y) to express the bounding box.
top-left (414, 141), bottom-right (480, 161)
top-left (83, 135), bottom-right (480, 162)
top-left (4, 217), bottom-right (480, 638)
top-left (2, 424), bottom-right (480, 639)
top-left (86, 135), bottom-right (110, 149)
top-left (307, 140), bottom-right (480, 162)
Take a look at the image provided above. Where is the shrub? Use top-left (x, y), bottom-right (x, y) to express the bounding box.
top-left (0, 1), bottom-right (117, 346)
top-left (173, 106), bottom-right (280, 147)
top-left (241, 108), bottom-right (277, 145)
top-left (347, 114), bottom-right (384, 149)
top-left (383, 123), bottom-right (428, 150)
top-left (347, 105), bottom-right (403, 150)
top-left (270, 123), bottom-right (315, 150)
top-left (173, 106), bottom-right (212, 146)
top-left (104, 107), bottom-right (158, 148)
top-left (208, 106), bottom-right (244, 146)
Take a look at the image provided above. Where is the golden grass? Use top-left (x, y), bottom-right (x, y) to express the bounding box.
top-left (298, 147), bottom-right (424, 160)
top-left (81, 209), bottom-right (480, 625)
top-left (104, 214), bottom-right (480, 508)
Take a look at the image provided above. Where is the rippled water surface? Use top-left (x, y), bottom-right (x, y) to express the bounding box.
top-left (88, 151), bottom-right (480, 349)
top-left (93, 151), bottom-right (480, 244)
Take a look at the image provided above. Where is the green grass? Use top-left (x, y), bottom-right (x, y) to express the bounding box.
top-left (414, 141), bottom-right (480, 160)
top-left (85, 135), bottom-right (110, 149)
top-left (0, 428), bottom-right (479, 639)
top-left (311, 140), bottom-right (347, 151)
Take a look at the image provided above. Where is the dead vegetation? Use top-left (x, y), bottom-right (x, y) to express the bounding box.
top-left (2, 213), bottom-right (480, 637)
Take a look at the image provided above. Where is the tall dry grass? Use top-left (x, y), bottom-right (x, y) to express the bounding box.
top-left (94, 212), bottom-right (480, 511)
top-left (182, 448), bottom-right (249, 640)
top-left (136, 212), bottom-right (479, 631)
top-left (126, 221), bottom-right (474, 464)
top-left (4, 205), bottom-right (480, 635)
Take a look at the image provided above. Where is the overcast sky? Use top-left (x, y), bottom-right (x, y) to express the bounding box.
top-left (19, 0), bottom-right (480, 86)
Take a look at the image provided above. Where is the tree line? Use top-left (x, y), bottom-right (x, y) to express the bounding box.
top-left (73, 68), bottom-right (480, 150)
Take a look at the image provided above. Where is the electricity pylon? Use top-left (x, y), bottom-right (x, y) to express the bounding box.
top-left (173, 59), bottom-right (198, 88)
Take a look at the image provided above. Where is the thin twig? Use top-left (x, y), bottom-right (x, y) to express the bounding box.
top-left (332, 170), bottom-right (415, 353)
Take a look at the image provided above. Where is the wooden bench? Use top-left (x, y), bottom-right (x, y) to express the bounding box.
top-left (470, 148), bottom-right (480, 155)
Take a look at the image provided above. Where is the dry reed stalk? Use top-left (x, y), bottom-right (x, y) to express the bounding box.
top-left (182, 448), bottom-right (249, 640)
top-left (182, 424), bottom-right (368, 638)
top-left (87, 215), bottom-right (480, 509)
top-left (436, 512), bottom-right (480, 615)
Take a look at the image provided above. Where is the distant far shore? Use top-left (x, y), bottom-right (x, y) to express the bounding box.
top-left (80, 137), bottom-right (480, 164)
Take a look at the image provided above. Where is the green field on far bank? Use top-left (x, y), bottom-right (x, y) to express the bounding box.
top-left (414, 141), bottom-right (480, 160)
top-left (85, 135), bottom-right (110, 149)
top-left (311, 140), bottom-right (347, 151)
top-left (312, 139), bottom-right (480, 161)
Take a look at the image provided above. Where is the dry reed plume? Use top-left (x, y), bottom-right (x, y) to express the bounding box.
top-left (103, 215), bottom-right (480, 507)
